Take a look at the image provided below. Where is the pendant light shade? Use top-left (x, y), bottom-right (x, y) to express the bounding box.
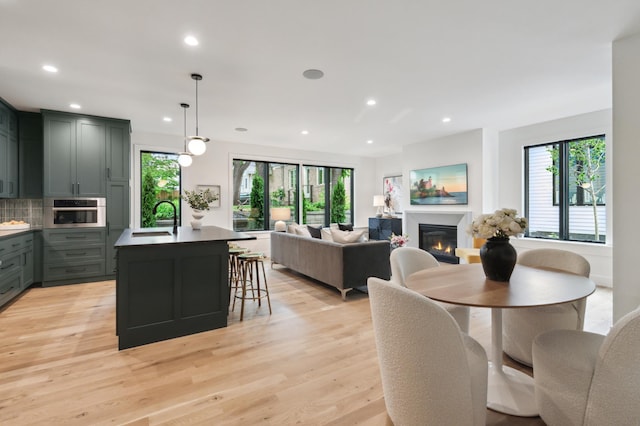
top-left (188, 73), bottom-right (209, 156)
top-left (178, 103), bottom-right (193, 168)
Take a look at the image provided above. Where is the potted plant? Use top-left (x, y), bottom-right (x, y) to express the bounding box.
top-left (182, 188), bottom-right (219, 229)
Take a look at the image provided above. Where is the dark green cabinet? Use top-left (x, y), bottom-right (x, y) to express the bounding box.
top-left (106, 120), bottom-right (130, 275)
top-left (18, 111), bottom-right (43, 198)
top-left (42, 228), bottom-right (107, 286)
top-left (0, 232), bottom-right (35, 308)
top-left (0, 100), bottom-right (18, 198)
top-left (43, 111), bottom-right (107, 197)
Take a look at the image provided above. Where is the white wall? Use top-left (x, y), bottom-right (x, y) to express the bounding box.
top-left (613, 32), bottom-right (640, 320)
top-left (498, 109), bottom-right (613, 287)
top-left (130, 132), bottom-right (378, 231)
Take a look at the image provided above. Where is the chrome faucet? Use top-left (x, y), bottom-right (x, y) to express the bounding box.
top-left (152, 201), bottom-right (178, 234)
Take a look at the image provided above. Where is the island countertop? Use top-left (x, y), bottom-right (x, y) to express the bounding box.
top-left (114, 226), bottom-right (255, 248)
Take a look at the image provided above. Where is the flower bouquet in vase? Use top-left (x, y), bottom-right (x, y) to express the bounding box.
top-left (468, 208), bottom-right (527, 282)
top-left (182, 188), bottom-right (219, 230)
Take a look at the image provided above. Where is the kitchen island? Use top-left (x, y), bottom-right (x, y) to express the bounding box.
top-left (114, 226), bottom-right (255, 350)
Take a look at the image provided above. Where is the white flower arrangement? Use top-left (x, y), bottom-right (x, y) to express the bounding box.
top-left (468, 208), bottom-right (528, 239)
top-left (389, 233), bottom-right (410, 249)
top-left (182, 188), bottom-right (219, 211)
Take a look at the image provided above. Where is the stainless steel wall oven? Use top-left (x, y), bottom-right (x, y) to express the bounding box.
top-left (44, 198), bottom-right (106, 228)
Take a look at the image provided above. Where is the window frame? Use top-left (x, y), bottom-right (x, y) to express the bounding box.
top-left (524, 134), bottom-right (606, 244)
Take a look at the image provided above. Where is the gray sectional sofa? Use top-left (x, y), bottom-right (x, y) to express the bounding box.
top-left (270, 230), bottom-right (391, 300)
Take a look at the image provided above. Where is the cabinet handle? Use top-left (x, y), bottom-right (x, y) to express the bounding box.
top-left (12, 243), bottom-right (20, 247)
top-left (65, 235), bottom-right (88, 239)
top-left (65, 252), bottom-right (87, 257)
top-left (0, 286), bottom-right (15, 295)
top-left (107, 168), bottom-right (111, 179)
top-left (1, 262), bottom-right (16, 270)
top-left (0, 180), bottom-right (3, 193)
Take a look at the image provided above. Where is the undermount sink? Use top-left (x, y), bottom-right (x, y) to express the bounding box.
top-left (131, 230), bottom-right (172, 237)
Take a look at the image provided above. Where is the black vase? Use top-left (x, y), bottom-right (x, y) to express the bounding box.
top-left (479, 237), bottom-right (517, 282)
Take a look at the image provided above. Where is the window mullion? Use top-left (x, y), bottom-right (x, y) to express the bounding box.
top-left (559, 143), bottom-right (569, 240)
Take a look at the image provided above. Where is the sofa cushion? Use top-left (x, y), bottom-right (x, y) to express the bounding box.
top-left (294, 225), bottom-right (312, 238)
top-left (331, 228), bottom-right (366, 244)
top-left (307, 225), bottom-right (322, 239)
top-left (338, 223), bottom-right (354, 231)
top-left (287, 222), bottom-right (299, 233)
top-left (321, 227), bottom-right (333, 241)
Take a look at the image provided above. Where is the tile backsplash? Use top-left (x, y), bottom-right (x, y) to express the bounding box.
top-left (0, 199), bottom-right (43, 228)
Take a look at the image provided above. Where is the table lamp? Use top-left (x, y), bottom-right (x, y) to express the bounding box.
top-left (373, 195), bottom-right (385, 217)
top-left (271, 207), bottom-right (291, 232)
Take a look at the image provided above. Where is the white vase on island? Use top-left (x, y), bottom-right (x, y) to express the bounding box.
top-left (191, 209), bottom-right (205, 230)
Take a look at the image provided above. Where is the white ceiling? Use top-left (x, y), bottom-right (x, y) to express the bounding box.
top-left (1, 0), bottom-right (639, 157)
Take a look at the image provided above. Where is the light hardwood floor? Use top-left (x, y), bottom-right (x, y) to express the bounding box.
top-left (0, 264), bottom-right (612, 425)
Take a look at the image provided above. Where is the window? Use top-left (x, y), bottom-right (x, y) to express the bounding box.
top-left (525, 135), bottom-right (606, 243)
top-left (232, 160), bottom-right (299, 231)
top-left (232, 160), bottom-right (354, 231)
top-left (302, 165), bottom-right (354, 226)
top-left (140, 151), bottom-right (181, 228)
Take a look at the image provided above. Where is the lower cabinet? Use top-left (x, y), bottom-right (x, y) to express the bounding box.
top-left (42, 228), bottom-right (106, 286)
top-left (368, 217), bottom-right (403, 241)
top-left (0, 232), bottom-right (35, 308)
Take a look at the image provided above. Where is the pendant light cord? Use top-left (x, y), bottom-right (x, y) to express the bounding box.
top-left (181, 103), bottom-right (189, 151)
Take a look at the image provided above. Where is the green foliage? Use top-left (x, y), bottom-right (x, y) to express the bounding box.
top-left (141, 172), bottom-right (157, 228)
top-left (271, 188), bottom-right (285, 207)
top-left (330, 179), bottom-right (346, 223)
top-left (250, 174), bottom-right (264, 228)
top-left (154, 202), bottom-right (178, 220)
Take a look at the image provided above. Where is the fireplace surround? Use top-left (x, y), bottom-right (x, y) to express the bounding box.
top-left (419, 224), bottom-right (459, 264)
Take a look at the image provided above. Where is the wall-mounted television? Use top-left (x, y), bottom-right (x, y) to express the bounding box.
top-left (409, 163), bottom-right (468, 205)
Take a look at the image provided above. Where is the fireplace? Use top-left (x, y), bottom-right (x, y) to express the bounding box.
top-left (419, 224), bottom-right (459, 264)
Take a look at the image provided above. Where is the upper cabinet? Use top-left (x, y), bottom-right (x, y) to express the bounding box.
top-left (0, 101), bottom-right (18, 198)
top-left (18, 111), bottom-right (43, 198)
top-left (43, 111), bottom-right (119, 197)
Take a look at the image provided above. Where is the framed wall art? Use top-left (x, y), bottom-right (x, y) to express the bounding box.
top-left (409, 163), bottom-right (468, 205)
top-left (383, 175), bottom-right (404, 213)
top-left (196, 184), bottom-right (221, 208)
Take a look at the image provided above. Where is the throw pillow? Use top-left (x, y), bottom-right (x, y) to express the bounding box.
top-left (338, 223), bottom-right (354, 231)
top-left (331, 228), bottom-right (366, 244)
top-left (321, 227), bottom-right (333, 241)
top-left (294, 225), bottom-right (312, 238)
top-left (307, 225), bottom-right (322, 239)
top-left (287, 222), bottom-right (299, 234)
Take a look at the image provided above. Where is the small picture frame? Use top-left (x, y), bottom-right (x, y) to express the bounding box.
top-left (196, 184), bottom-right (221, 208)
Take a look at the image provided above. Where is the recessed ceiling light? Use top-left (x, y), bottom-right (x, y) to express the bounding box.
top-left (163, 117), bottom-right (172, 122)
top-left (442, 117), bottom-right (452, 123)
top-left (302, 69), bottom-right (324, 80)
top-left (366, 99), bottom-right (377, 106)
top-left (235, 127), bottom-right (248, 132)
top-left (42, 65), bottom-right (58, 73)
top-left (69, 103), bottom-right (81, 109)
top-left (184, 35), bottom-right (199, 46)
top-left (301, 130), bottom-right (309, 135)
top-left (367, 140), bottom-right (373, 144)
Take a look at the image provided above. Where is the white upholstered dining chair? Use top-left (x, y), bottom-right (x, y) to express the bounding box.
top-left (368, 277), bottom-right (488, 426)
top-left (532, 305), bottom-right (640, 426)
top-left (503, 248), bottom-right (591, 365)
top-left (390, 247), bottom-right (470, 333)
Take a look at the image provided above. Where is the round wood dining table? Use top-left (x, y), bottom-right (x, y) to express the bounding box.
top-left (405, 263), bottom-right (596, 417)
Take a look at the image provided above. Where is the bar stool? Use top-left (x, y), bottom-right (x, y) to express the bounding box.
top-left (232, 252), bottom-right (272, 321)
top-left (228, 246), bottom-right (249, 305)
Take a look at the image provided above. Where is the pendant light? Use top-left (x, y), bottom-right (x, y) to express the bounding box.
top-left (187, 73), bottom-right (209, 155)
top-left (177, 103), bottom-right (193, 167)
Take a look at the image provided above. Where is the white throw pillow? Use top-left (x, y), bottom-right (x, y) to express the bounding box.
top-left (321, 227), bottom-right (333, 241)
top-left (331, 228), bottom-right (365, 244)
top-left (287, 222), bottom-right (299, 234)
top-left (294, 225), bottom-right (312, 238)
